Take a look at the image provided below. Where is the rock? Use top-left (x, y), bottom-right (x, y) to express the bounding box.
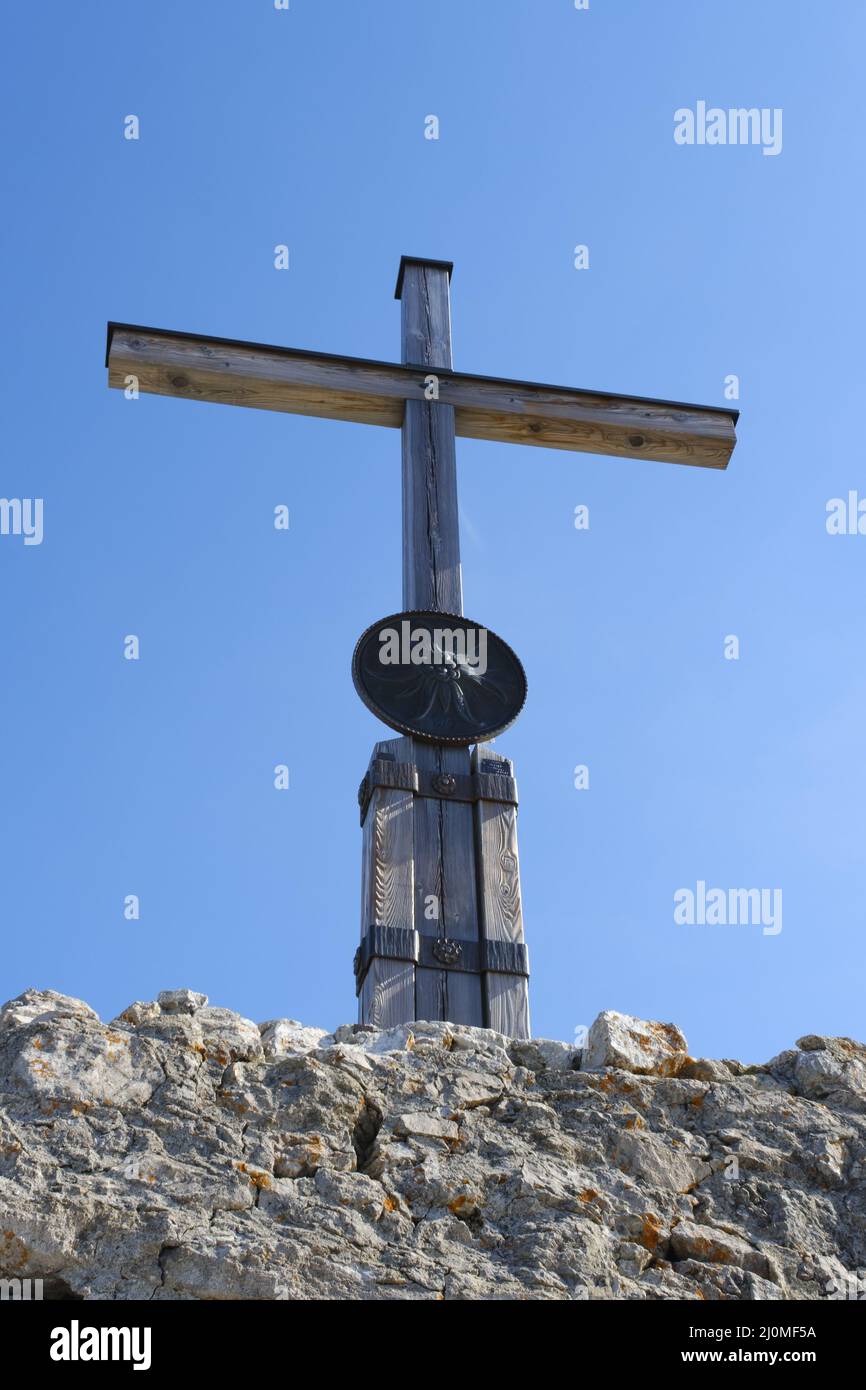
top-left (361, 1024), bottom-right (417, 1054)
top-left (616, 1240), bottom-right (654, 1277)
top-left (678, 1057), bottom-right (733, 1082)
top-left (313, 1043), bottom-right (373, 1078)
top-left (669, 1220), bottom-right (775, 1281)
top-left (403, 1022), bottom-right (459, 1053)
top-left (332, 1023), bottom-right (376, 1044)
top-left (112, 1000), bottom-right (161, 1028)
top-left (156, 989), bottom-right (208, 1015)
top-left (791, 1038), bottom-right (866, 1110)
top-left (762, 1048), bottom-right (800, 1076)
top-left (3, 1012), bottom-right (164, 1108)
top-left (583, 1010), bottom-right (689, 1076)
top-left (394, 1113), bottom-right (459, 1141)
top-left (613, 1129), bottom-right (711, 1193)
top-left (195, 1007), bottom-right (263, 1063)
top-left (449, 1024), bottom-right (511, 1056)
top-left (258, 1019), bottom-right (329, 1057)
top-left (508, 1037), bottom-right (580, 1072)
top-left (116, 999), bottom-right (263, 1064)
top-left (0, 990), bottom-right (863, 1301)
top-left (674, 1259), bottom-right (783, 1301)
top-left (444, 1069), bottom-right (506, 1109)
top-left (794, 1050), bottom-right (845, 1098)
top-left (764, 1035), bottom-right (866, 1111)
top-left (0, 989), bottom-right (99, 1030)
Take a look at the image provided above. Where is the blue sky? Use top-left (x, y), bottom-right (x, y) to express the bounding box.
top-left (1, 1), bottom-right (863, 1062)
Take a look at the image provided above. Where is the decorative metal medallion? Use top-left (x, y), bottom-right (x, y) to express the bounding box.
top-left (431, 773), bottom-right (457, 796)
top-left (432, 937), bottom-right (463, 966)
top-left (352, 610), bottom-right (527, 746)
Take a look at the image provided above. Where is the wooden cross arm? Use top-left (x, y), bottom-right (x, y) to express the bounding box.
top-left (106, 323), bottom-right (738, 469)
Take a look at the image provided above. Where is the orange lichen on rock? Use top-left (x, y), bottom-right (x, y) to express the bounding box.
top-left (1, 1230), bottom-right (29, 1271)
top-left (235, 1161), bottom-right (272, 1190)
top-left (639, 1213), bottom-right (663, 1251)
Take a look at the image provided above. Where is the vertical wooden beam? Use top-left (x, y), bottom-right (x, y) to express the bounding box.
top-left (472, 744), bottom-right (530, 1039)
top-left (396, 258), bottom-right (462, 614)
top-left (396, 258), bottom-right (481, 1025)
top-left (359, 260), bottom-right (529, 1034)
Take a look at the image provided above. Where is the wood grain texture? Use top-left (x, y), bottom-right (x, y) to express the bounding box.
top-left (358, 737), bottom-right (415, 1028)
top-left (107, 325), bottom-right (737, 469)
top-left (398, 265), bottom-right (481, 1026)
top-left (413, 741), bottom-right (484, 1027)
top-left (401, 401), bottom-right (462, 611)
top-left (472, 745), bottom-right (530, 1039)
top-left (400, 263), bottom-right (463, 613)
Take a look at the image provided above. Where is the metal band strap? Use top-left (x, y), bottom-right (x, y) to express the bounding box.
top-left (353, 925), bottom-right (529, 995)
top-left (353, 926), bottom-right (419, 994)
top-left (358, 756), bottom-right (517, 825)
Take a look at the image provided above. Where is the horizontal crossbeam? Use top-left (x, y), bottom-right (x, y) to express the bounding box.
top-left (106, 323), bottom-right (738, 469)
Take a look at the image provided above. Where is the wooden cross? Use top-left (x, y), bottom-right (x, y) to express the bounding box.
top-left (106, 256), bottom-right (737, 1039)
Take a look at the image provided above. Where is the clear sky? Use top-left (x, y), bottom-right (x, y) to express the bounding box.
top-left (1, 1), bottom-right (863, 1063)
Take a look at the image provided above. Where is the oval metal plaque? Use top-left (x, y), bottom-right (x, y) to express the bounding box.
top-left (352, 610), bottom-right (527, 746)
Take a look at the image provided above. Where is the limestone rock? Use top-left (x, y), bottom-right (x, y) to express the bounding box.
top-left (119, 1002), bottom-right (264, 1065)
top-left (112, 1000), bottom-right (161, 1028)
top-left (157, 989), bottom-right (208, 1015)
top-left (678, 1057), bottom-right (733, 1082)
top-left (394, 1113), bottom-right (459, 1141)
top-left (258, 1019), bottom-right (329, 1057)
top-left (4, 1013), bottom-right (164, 1108)
top-left (583, 1009), bottom-right (689, 1076)
top-left (0, 989), bottom-right (99, 1031)
top-left (508, 1037), bottom-right (581, 1072)
top-left (0, 991), bottom-right (864, 1301)
top-left (669, 1220), bottom-right (775, 1281)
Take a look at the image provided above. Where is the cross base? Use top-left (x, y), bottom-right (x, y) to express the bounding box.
top-left (356, 737), bottom-right (530, 1038)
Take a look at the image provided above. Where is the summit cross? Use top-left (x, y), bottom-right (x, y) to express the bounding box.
top-left (107, 255), bottom-right (738, 1039)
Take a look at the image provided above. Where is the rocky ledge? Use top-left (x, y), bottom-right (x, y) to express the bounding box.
top-left (0, 988), bottom-right (864, 1300)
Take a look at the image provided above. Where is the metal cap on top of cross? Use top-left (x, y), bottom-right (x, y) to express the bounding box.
top-left (106, 256), bottom-right (737, 1039)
